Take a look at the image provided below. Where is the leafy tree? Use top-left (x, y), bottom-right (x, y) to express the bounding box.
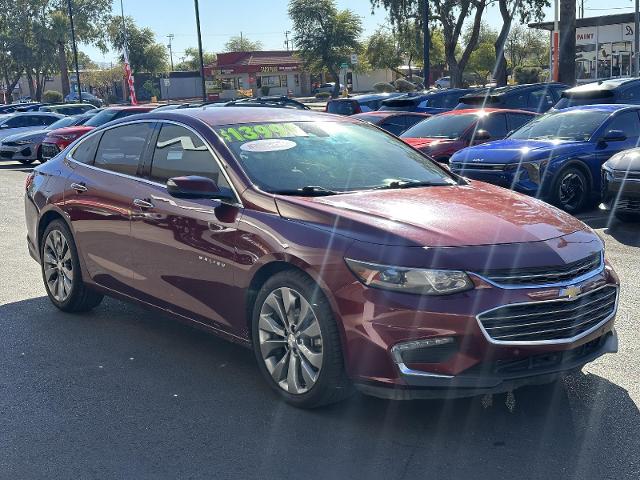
top-left (80, 64), bottom-right (122, 101)
top-left (224, 35), bottom-right (263, 52)
top-left (0, 2), bottom-right (22, 102)
top-left (467, 42), bottom-right (495, 84)
top-left (373, 0), bottom-right (487, 88)
top-left (175, 47), bottom-right (216, 71)
top-left (42, 89), bottom-right (63, 102)
top-left (493, 0), bottom-right (548, 86)
top-left (507, 24), bottom-right (549, 70)
top-left (107, 16), bottom-right (168, 75)
top-left (289, 0), bottom-right (362, 98)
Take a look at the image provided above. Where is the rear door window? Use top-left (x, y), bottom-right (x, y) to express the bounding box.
top-left (379, 116), bottom-right (407, 135)
top-left (477, 113), bottom-right (508, 138)
top-left (94, 122), bottom-right (154, 176)
top-left (619, 86), bottom-right (640, 103)
top-left (71, 132), bottom-right (102, 165)
top-left (604, 111), bottom-right (640, 140)
top-left (528, 89), bottom-right (555, 110)
top-left (507, 113), bottom-right (535, 132)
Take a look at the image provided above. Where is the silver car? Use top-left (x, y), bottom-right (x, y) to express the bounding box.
top-left (0, 113), bottom-right (90, 164)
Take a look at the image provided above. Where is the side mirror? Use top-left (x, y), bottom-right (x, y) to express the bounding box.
top-left (601, 129), bottom-right (627, 143)
top-left (166, 175), bottom-right (231, 200)
top-left (472, 129), bottom-right (491, 142)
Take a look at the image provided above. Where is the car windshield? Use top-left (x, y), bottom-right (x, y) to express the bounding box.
top-left (46, 116), bottom-right (80, 130)
top-left (216, 121), bottom-right (456, 193)
top-left (83, 109), bottom-right (120, 127)
top-left (509, 109), bottom-right (611, 141)
top-left (401, 114), bottom-right (477, 139)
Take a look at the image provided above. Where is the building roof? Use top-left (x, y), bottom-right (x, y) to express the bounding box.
top-left (529, 13), bottom-right (635, 31)
top-left (213, 50), bottom-right (303, 74)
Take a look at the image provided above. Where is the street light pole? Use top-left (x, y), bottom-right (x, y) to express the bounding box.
top-left (423, 0), bottom-right (430, 87)
top-left (167, 34), bottom-right (175, 71)
top-left (194, 0), bottom-right (207, 102)
top-left (67, 0), bottom-right (82, 103)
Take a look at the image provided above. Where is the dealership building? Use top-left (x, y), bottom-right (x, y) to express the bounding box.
top-left (530, 13), bottom-right (637, 83)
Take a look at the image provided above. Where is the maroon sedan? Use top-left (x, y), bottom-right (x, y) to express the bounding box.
top-left (25, 107), bottom-right (619, 407)
top-left (401, 108), bottom-right (537, 163)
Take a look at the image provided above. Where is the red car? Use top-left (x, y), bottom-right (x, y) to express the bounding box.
top-left (400, 108), bottom-right (537, 163)
top-left (351, 111), bottom-right (431, 136)
top-left (40, 106), bottom-right (156, 161)
top-left (25, 107), bottom-right (619, 407)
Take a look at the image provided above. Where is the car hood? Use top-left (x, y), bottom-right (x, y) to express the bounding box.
top-left (451, 138), bottom-right (589, 164)
top-left (1, 129), bottom-right (49, 143)
top-left (605, 147), bottom-right (640, 171)
top-left (45, 125), bottom-right (94, 138)
top-left (274, 181), bottom-right (588, 247)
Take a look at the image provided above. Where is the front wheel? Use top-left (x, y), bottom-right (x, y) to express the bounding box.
top-left (40, 220), bottom-right (103, 312)
top-left (251, 270), bottom-right (352, 408)
top-left (550, 166), bottom-right (590, 213)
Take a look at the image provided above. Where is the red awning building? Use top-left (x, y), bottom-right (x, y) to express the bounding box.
top-left (204, 50), bottom-right (312, 99)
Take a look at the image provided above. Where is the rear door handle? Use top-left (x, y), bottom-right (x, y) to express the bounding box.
top-left (70, 182), bottom-right (87, 193)
top-left (133, 198), bottom-right (155, 209)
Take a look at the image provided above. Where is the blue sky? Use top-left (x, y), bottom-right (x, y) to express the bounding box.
top-left (82, 0), bottom-right (636, 64)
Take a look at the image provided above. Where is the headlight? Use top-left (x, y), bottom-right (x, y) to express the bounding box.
top-left (516, 160), bottom-right (548, 184)
top-left (345, 259), bottom-right (474, 295)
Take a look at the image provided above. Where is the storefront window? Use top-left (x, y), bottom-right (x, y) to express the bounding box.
top-left (221, 77), bottom-right (238, 90)
top-left (598, 43), bottom-right (613, 79)
top-left (576, 44), bottom-right (596, 80)
top-left (260, 75), bottom-right (281, 87)
top-left (280, 75), bottom-right (288, 87)
top-left (294, 74), bottom-right (300, 87)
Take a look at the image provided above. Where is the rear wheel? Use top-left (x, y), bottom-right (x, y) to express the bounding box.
top-left (40, 220), bottom-right (103, 312)
top-left (551, 166), bottom-right (590, 213)
top-left (251, 270), bottom-right (352, 408)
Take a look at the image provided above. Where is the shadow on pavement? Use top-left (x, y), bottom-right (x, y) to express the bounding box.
top-left (580, 213), bottom-right (640, 247)
top-left (0, 162), bottom-right (34, 172)
top-left (1, 295), bottom-right (638, 479)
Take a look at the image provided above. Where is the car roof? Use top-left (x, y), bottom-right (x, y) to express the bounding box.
top-left (351, 111), bottom-right (429, 118)
top-left (5, 111), bottom-right (62, 117)
top-left (564, 78), bottom-right (640, 93)
top-left (461, 82), bottom-right (568, 98)
top-left (144, 106), bottom-right (347, 127)
top-left (552, 104), bottom-right (639, 113)
top-left (105, 105), bottom-right (156, 111)
top-left (439, 108), bottom-right (537, 116)
top-left (47, 103), bottom-right (95, 107)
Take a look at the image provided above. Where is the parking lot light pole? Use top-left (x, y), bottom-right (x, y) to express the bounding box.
top-left (67, 0), bottom-right (82, 103)
top-left (423, 0), bottom-right (430, 88)
top-left (194, 0), bottom-right (207, 102)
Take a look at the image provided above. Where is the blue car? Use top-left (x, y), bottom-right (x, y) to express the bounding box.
top-left (378, 88), bottom-right (476, 114)
top-left (455, 83), bottom-right (568, 113)
top-left (554, 78), bottom-right (640, 109)
top-left (450, 104), bottom-right (640, 213)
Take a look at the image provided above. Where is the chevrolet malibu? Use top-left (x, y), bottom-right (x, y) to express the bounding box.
top-left (25, 107), bottom-right (619, 407)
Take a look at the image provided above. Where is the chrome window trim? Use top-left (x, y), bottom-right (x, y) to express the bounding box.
top-left (475, 284), bottom-right (619, 346)
top-left (470, 251), bottom-right (605, 289)
top-left (67, 118), bottom-right (244, 208)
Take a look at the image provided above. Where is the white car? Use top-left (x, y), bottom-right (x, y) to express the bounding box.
top-left (314, 82), bottom-right (345, 94)
top-left (434, 76), bottom-right (451, 89)
top-left (0, 112), bottom-right (64, 142)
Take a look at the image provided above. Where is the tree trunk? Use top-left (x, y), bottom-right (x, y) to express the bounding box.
top-left (449, 57), bottom-right (462, 87)
top-left (495, 0), bottom-right (514, 87)
top-left (58, 41), bottom-right (71, 96)
top-left (26, 71), bottom-right (36, 99)
top-left (331, 69), bottom-right (340, 98)
top-left (559, 0), bottom-right (576, 85)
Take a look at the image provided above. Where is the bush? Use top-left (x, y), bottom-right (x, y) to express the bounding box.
top-left (513, 66), bottom-right (543, 84)
top-left (373, 82), bottom-right (395, 93)
top-left (42, 90), bottom-right (63, 103)
top-left (315, 91), bottom-right (331, 99)
top-left (394, 78), bottom-right (416, 93)
top-left (260, 85), bottom-right (270, 96)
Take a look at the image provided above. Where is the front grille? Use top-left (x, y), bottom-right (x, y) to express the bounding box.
top-left (613, 170), bottom-right (640, 181)
top-left (451, 162), bottom-right (506, 171)
top-left (477, 252), bottom-right (602, 286)
top-left (0, 150), bottom-right (14, 159)
top-left (617, 199), bottom-right (640, 211)
top-left (478, 285), bottom-right (617, 343)
top-left (41, 144), bottom-right (59, 159)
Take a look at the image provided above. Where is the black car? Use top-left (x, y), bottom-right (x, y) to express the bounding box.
top-left (224, 96), bottom-right (310, 110)
top-left (325, 93), bottom-right (403, 115)
top-left (455, 83), bottom-right (568, 113)
top-left (379, 89), bottom-right (476, 114)
top-left (555, 78), bottom-right (640, 110)
top-left (601, 147), bottom-right (640, 222)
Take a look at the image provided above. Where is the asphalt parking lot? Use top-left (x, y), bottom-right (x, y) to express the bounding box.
top-left (1, 160), bottom-right (639, 480)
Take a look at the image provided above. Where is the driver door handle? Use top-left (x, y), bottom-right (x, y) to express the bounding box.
top-left (70, 182), bottom-right (87, 193)
top-left (133, 198), bottom-right (155, 209)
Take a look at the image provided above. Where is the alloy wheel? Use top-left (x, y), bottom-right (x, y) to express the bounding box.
top-left (43, 229), bottom-right (74, 302)
top-left (258, 287), bottom-right (323, 395)
top-left (558, 172), bottom-right (586, 211)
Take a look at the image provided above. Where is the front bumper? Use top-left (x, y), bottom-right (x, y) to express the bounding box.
top-left (356, 330), bottom-right (617, 399)
top-left (450, 165), bottom-right (541, 196)
top-left (601, 172), bottom-right (640, 212)
top-left (0, 143), bottom-right (38, 161)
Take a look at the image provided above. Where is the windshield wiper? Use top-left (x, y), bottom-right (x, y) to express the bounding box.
top-left (270, 185), bottom-right (339, 196)
top-left (373, 179), bottom-right (453, 190)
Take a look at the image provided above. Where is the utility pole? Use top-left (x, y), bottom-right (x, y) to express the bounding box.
top-left (422, 0), bottom-right (430, 87)
top-left (284, 30), bottom-right (291, 51)
top-left (194, 0), bottom-right (207, 101)
top-left (553, 0), bottom-right (559, 81)
top-left (67, 0), bottom-right (82, 103)
top-left (167, 34), bottom-right (174, 71)
top-left (558, 0), bottom-right (576, 84)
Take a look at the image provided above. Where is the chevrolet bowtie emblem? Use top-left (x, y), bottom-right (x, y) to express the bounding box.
top-left (559, 285), bottom-right (581, 300)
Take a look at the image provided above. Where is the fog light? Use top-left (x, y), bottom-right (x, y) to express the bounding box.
top-left (391, 337), bottom-right (454, 364)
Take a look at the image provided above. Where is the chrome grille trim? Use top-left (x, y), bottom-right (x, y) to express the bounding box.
top-left (471, 251), bottom-right (604, 289)
top-left (476, 284), bottom-right (619, 345)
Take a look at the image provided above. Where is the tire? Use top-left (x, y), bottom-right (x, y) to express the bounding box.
top-left (251, 269), bottom-right (352, 408)
top-left (40, 220), bottom-right (103, 312)
top-left (550, 166), bottom-right (590, 214)
top-left (614, 211), bottom-right (640, 223)
top-left (18, 158), bottom-right (36, 165)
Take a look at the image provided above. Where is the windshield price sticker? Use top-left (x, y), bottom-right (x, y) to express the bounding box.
top-left (217, 123), bottom-right (307, 143)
